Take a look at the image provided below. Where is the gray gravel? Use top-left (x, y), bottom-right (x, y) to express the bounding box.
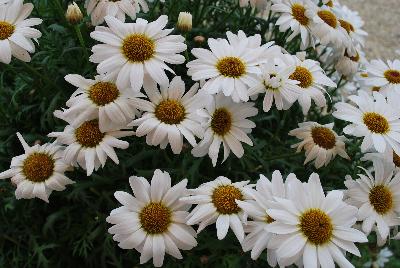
top-left (340, 0), bottom-right (399, 60)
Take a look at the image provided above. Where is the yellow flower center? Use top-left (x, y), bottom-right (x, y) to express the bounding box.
top-left (291, 4), bottom-right (309, 25)
top-left (122, 34), bottom-right (155, 62)
top-left (326, 0), bottom-right (334, 7)
top-left (88, 82), bottom-right (120, 106)
top-left (212, 185), bottom-right (243, 214)
top-left (211, 108), bottom-right (232, 136)
top-left (311, 127), bottom-right (336, 149)
top-left (139, 202), bottom-right (171, 234)
top-left (363, 112), bottom-right (390, 134)
top-left (216, 57), bottom-right (246, 78)
top-left (22, 153), bottom-right (55, 182)
top-left (265, 215), bottom-right (275, 224)
top-left (384, 70), bottom-right (400, 84)
top-left (75, 120), bottom-right (105, 147)
top-left (299, 209), bottom-right (333, 245)
top-left (360, 73), bottom-right (368, 78)
top-left (372, 86), bottom-right (381, 92)
top-left (369, 185), bottom-right (393, 215)
top-left (289, 66), bottom-right (313, 88)
top-left (154, 99), bottom-right (186, 125)
top-left (0, 21), bottom-right (14, 40)
top-left (393, 152), bottom-right (400, 167)
top-left (345, 50), bottom-right (359, 62)
top-left (339, 19), bottom-right (355, 34)
top-left (318, 10), bottom-right (338, 28)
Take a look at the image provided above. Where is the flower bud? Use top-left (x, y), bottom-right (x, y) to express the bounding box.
top-left (66, 2), bottom-right (83, 24)
top-left (194, 35), bottom-right (206, 44)
top-left (177, 12), bottom-right (192, 32)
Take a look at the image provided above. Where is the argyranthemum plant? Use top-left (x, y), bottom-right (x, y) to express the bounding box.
top-left (0, 133), bottom-right (73, 202)
top-left (266, 173), bottom-right (368, 267)
top-left (130, 76), bottom-right (207, 154)
top-left (0, 0), bottom-right (42, 64)
top-left (345, 160), bottom-right (400, 245)
top-left (1, 0), bottom-right (400, 266)
top-left (289, 121), bottom-right (349, 168)
top-left (107, 170), bottom-right (197, 267)
top-left (90, 15), bottom-right (186, 91)
top-left (48, 120), bottom-right (134, 176)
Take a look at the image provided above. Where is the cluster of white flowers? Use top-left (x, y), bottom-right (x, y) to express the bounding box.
top-left (1, 0), bottom-right (400, 267)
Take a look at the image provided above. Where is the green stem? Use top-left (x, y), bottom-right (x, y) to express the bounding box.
top-left (74, 25), bottom-right (89, 61)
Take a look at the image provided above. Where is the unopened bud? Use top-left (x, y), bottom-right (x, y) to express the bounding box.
top-left (194, 35), bottom-right (205, 44)
top-left (177, 12), bottom-right (192, 32)
top-left (66, 2), bottom-right (83, 24)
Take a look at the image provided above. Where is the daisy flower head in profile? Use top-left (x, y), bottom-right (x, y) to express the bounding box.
top-left (271, 0), bottom-right (317, 50)
top-left (289, 121), bottom-right (349, 169)
top-left (266, 173), bottom-right (368, 268)
top-left (248, 57), bottom-right (301, 112)
top-left (236, 170), bottom-right (295, 267)
top-left (107, 170), bottom-right (197, 267)
top-left (335, 48), bottom-right (363, 79)
top-left (282, 53), bottom-right (336, 114)
top-left (333, 91), bottom-right (400, 155)
top-left (90, 15), bottom-right (187, 92)
top-left (191, 93), bottom-right (258, 166)
top-left (85, 0), bottom-right (149, 26)
top-left (362, 59), bottom-right (400, 98)
top-left (54, 74), bottom-right (144, 132)
top-left (48, 120), bottom-right (134, 176)
top-left (0, 0), bottom-right (42, 64)
top-left (187, 30), bottom-right (272, 102)
top-left (333, 4), bottom-right (367, 48)
top-left (0, 133), bottom-right (74, 202)
top-left (309, 4), bottom-right (350, 50)
top-left (130, 76), bottom-right (208, 154)
top-left (180, 176), bottom-right (253, 242)
top-left (344, 160), bottom-right (400, 244)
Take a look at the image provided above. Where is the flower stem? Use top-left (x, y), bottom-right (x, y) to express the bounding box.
top-left (184, 33), bottom-right (190, 62)
top-left (74, 24), bottom-right (89, 61)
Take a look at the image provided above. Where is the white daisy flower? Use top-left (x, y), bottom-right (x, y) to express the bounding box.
top-left (309, 5), bottom-right (350, 50)
top-left (191, 93), bottom-right (258, 166)
top-left (289, 121), bottom-right (349, 168)
top-left (85, 0), bottom-right (149, 26)
top-left (48, 120), bottom-right (134, 176)
top-left (0, 133), bottom-right (74, 202)
top-left (362, 150), bottom-right (400, 171)
top-left (344, 160), bottom-right (400, 243)
top-left (187, 31), bottom-right (271, 102)
top-left (90, 15), bottom-right (187, 91)
top-left (333, 4), bottom-right (368, 48)
top-left (335, 49), bottom-right (362, 78)
top-left (236, 171), bottom-right (295, 267)
top-left (0, 0), bottom-right (42, 64)
top-left (283, 54), bottom-right (336, 114)
top-left (363, 247), bottom-right (393, 268)
top-left (271, 0), bottom-right (317, 49)
top-left (266, 173), bottom-right (368, 267)
top-left (107, 170), bottom-right (197, 267)
top-left (248, 60), bottom-right (301, 112)
top-left (362, 59), bottom-right (400, 98)
top-left (333, 91), bottom-right (400, 154)
top-left (130, 76), bottom-right (207, 154)
top-left (180, 176), bottom-right (253, 242)
top-left (54, 74), bottom-right (144, 133)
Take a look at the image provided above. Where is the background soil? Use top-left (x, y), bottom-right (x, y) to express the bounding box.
top-left (340, 0), bottom-right (399, 60)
